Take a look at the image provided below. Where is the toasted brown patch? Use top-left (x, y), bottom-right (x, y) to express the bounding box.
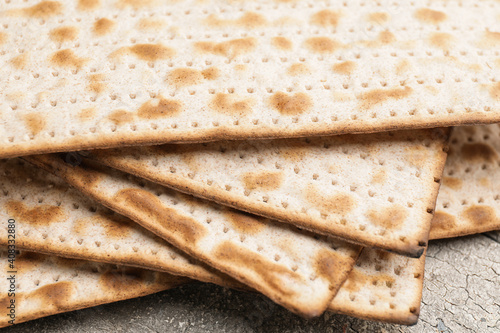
top-left (269, 92), bottom-right (312, 115)
top-left (479, 178), bottom-right (490, 187)
top-left (201, 67), bottom-right (219, 80)
top-left (93, 18), bottom-right (115, 36)
top-left (213, 241), bottom-right (302, 296)
top-left (87, 74), bottom-right (106, 94)
top-left (9, 53), bottom-right (30, 70)
top-left (78, 107), bottom-right (96, 121)
top-left (358, 86), bottom-right (413, 109)
top-left (367, 205), bottom-right (408, 230)
top-left (343, 269), bottom-right (395, 293)
top-left (209, 93), bottom-right (253, 116)
top-left (304, 37), bottom-right (343, 53)
top-left (395, 59), bottom-right (412, 75)
top-left (29, 281), bottom-right (74, 310)
top-left (479, 30), bottom-right (500, 48)
top-left (127, 44), bottom-right (175, 61)
top-left (23, 113), bottom-right (46, 135)
top-left (135, 18), bottom-right (166, 31)
top-left (414, 8), bottom-right (447, 24)
top-left (428, 32), bottom-right (454, 50)
top-left (113, 188), bottom-right (207, 244)
top-left (167, 68), bottom-right (203, 88)
top-left (108, 109), bottom-right (135, 125)
top-left (49, 49), bottom-right (87, 69)
top-left (49, 26), bottom-right (79, 43)
top-left (371, 169), bottom-right (387, 184)
top-left (271, 36), bottom-right (293, 51)
top-left (99, 270), bottom-right (146, 292)
top-left (137, 97), bottom-right (182, 119)
top-left (242, 171), bottom-right (283, 191)
top-left (21, 1), bottom-right (63, 18)
top-left (0, 32), bottom-right (6, 45)
top-left (461, 143), bottom-right (497, 162)
top-left (306, 186), bottom-right (356, 216)
top-left (5, 201), bottom-right (66, 226)
top-left (287, 63), bottom-right (309, 76)
top-left (95, 215), bottom-right (131, 239)
top-left (463, 205), bottom-right (496, 226)
top-left (360, 31), bottom-right (396, 47)
top-left (224, 211), bottom-right (265, 235)
top-left (194, 37), bottom-right (257, 58)
top-left (332, 61), bottom-right (356, 75)
top-left (314, 249), bottom-right (348, 281)
top-left (489, 82), bottom-right (500, 100)
top-left (367, 12), bottom-right (390, 25)
top-left (205, 12), bottom-right (267, 28)
top-left (116, 0), bottom-right (157, 8)
top-left (77, 0), bottom-right (100, 11)
top-left (431, 212), bottom-right (457, 232)
top-left (310, 9), bottom-right (342, 27)
top-left (442, 177), bottom-right (462, 190)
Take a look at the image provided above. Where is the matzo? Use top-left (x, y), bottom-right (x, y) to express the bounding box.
top-left (0, 250), bottom-right (188, 328)
top-left (329, 248), bottom-right (426, 325)
top-left (88, 129), bottom-right (448, 257)
top-left (430, 125), bottom-right (500, 239)
top-left (1, 0), bottom-right (500, 158)
top-left (0, 158), bottom-right (240, 288)
top-left (28, 153), bottom-right (361, 318)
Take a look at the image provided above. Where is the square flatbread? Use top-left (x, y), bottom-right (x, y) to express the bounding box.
top-left (1, 0), bottom-right (499, 158)
top-left (27, 154), bottom-right (361, 318)
top-left (430, 125), bottom-right (500, 239)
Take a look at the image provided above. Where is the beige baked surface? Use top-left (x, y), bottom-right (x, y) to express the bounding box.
top-left (430, 125), bottom-right (500, 239)
top-left (29, 153), bottom-right (361, 318)
top-left (0, 250), bottom-right (187, 328)
top-left (329, 248), bottom-right (425, 325)
top-left (89, 129), bottom-right (448, 257)
top-left (1, 1), bottom-right (500, 158)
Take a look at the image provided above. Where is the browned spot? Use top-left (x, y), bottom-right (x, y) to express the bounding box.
top-left (224, 211), bottom-right (265, 235)
top-left (95, 215), bottom-right (131, 239)
top-left (395, 59), bottom-right (412, 75)
top-left (116, 0), bottom-right (158, 8)
top-left (242, 171), bottom-right (283, 191)
top-left (28, 281), bottom-right (74, 310)
top-left (306, 186), bottom-right (356, 216)
top-left (23, 113), bottom-right (46, 135)
top-left (442, 177), bottom-right (462, 190)
top-left (310, 9), bottom-right (342, 27)
top-left (287, 63), bottom-right (309, 76)
top-left (463, 205), bottom-right (496, 225)
top-left (375, 249), bottom-right (391, 261)
top-left (234, 64), bottom-right (247, 71)
top-left (414, 8), bottom-right (447, 24)
top-left (343, 269), bottom-right (395, 293)
top-left (371, 169), bottom-right (387, 184)
top-left (20, 1), bottom-right (63, 18)
top-left (77, 0), bottom-right (100, 10)
top-left (167, 68), bottom-right (203, 88)
top-left (49, 26), bottom-right (79, 42)
top-left (358, 86), bottom-right (413, 109)
top-left (209, 93), bottom-right (253, 116)
top-left (87, 74), bottom-right (106, 94)
top-left (205, 12), bottom-right (267, 28)
top-left (15, 252), bottom-right (45, 273)
top-left (367, 205), bottom-right (408, 230)
top-left (479, 30), bottom-right (500, 48)
top-left (136, 18), bottom-right (166, 31)
top-left (213, 241), bottom-right (301, 296)
top-left (489, 82), bottom-right (500, 100)
top-left (360, 31), bottom-right (396, 47)
top-left (194, 37), bottom-right (257, 59)
top-left (99, 269), bottom-right (147, 292)
top-left (137, 97), bottom-right (182, 119)
top-left (9, 53), bottom-right (29, 70)
top-left (113, 188), bottom-right (207, 244)
top-left (78, 107), bottom-right (96, 121)
top-left (0, 32), bottom-right (7, 45)
top-left (479, 178), bottom-right (490, 187)
top-left (428, 32), bottom-right (454, 50)
top-left (201, 67), bottom-right (219, 80)
top-left (93, 18), bottom-right (115, 36)
top-left (332, 61), bottom-right (356, 75)
top-left (127, 44), bottom-right (175, 61)
top-left (314, 249), bottom-right (350, 281)
top-left (304, 37), bottom-right (343, 53)
top-left (5, 201), bottom-right (66, 226)
top-left (367, 12), bottom-right (390, 25)
top-left (271, 36), bottom-right (293, 50)
top-left (461, 143), bottom-right (497, 162)
top-left (108, 109), bottom-right (135, 125)
top-left (431, 211), bottom-right (457, 232)
top-left (49, 49), bottom-right (87, 69)
top-left (269, 92), bottom-right (312, 115)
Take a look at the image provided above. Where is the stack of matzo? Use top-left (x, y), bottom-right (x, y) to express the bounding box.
top-left (0, 0), bottom-right (498, 329)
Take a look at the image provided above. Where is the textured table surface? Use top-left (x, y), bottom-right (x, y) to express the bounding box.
top-left (3, 233), bottom-right (499, 333)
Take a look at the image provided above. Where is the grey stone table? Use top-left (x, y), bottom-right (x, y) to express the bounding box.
top-left (4, 233), bottom-right (499, 333)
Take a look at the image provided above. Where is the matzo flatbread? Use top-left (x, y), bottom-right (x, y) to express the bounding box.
top-left (0, 250), bottom-right (187, 328)
top-left (88, 129), bottom-right (448, 257)
top-left (1, 0), bottom-right (499, 158)
top-left (0, 158), bottom-right (241, 288)
top-left (430, 125), bottom-right (500, 239)
top-left (27, 153), bottom-right (361, 318)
